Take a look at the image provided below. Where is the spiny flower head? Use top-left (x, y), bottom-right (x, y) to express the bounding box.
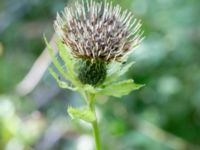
top-left (54, 0), bottom-right (143, 62)
top-left (54, 0), bottom-right (143, 86)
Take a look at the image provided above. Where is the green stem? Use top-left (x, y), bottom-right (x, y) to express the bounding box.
top-left (92, 119), bottom-right (101, 150)
top-left (88, 93), bottom-right (102, 150)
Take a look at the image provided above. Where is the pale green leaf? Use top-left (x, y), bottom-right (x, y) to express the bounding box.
top-left (57, 40), bottom-right (75, 77)
top-left (104, 62), bottom-right (135, 85)
top-left (104, 62), bottom-right (121, 84)
top-left (44, 35), bottom-right (69, 80)
top-left (49, 68), bottom-right (77, 91)
top-left (98, 79), bottom-right (144, 97)
top-left (107, 61), bottom-right (122, 76)
top-left (118, 62), bottom-right (135, 76)
top-left (68, 106), bottom-right (96, 123)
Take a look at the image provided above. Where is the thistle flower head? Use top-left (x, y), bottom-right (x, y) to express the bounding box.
top-left (54, 0), bottom-right (143, 86)
top-left (54, 0), bottom-right (143, 62)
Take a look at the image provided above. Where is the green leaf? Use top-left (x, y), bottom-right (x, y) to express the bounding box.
top-left (68, 106), bottom-right (96, 123)
top-left (56, 40), bottom-right (75, 78)
top-left (107, 62), bottom-right (122, 76)
top-left (98, 79), bottom-right (144, 97)
top-left (104, 62), bottom-right (121, 84)
top-left (118, 62), bottom-right (135, 76)
top-left (49, 68), bottom-right (77, 91)
top-left (104, 62), bottom-right (135, 85)
top-left (44, 35), bottom-right (70, 80)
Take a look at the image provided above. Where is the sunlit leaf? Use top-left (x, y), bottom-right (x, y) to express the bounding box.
top-left (118, 62), bottom-right (135, 76)
top-left (68, 106), bottom-right (96, 123)
top-left (104, 62), bottom-right (122, 84)
top-left (104, 62), bottom-right (135, 85)
top-left (98, 79), bottom-right (144, 97)
top-left (56, 40), bottom-right (75, 78)
top-left (44, 35), bottom-right (70, 80)
top-left (49, 68), bottom-right (77, 91)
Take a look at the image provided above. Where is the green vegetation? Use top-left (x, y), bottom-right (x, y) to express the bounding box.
top-left (0, 0), bottom-right (200, 149)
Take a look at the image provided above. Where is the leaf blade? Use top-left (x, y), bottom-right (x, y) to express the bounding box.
top-left (98, 79), bottom-right (144, 97)
top-left (104, 62), bottom-right (135, 85)
top-left (49, 68), bottom-right (77, 91)
top-left (57, 40), bottom-right (75, 77)
top-left (68, 106), bottom-right (96, 123)
top-left (44, 35), bottom-right (70, 80)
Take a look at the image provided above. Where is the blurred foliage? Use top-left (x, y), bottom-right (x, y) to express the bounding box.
top-left (0, 0), bottom-right (200, 150)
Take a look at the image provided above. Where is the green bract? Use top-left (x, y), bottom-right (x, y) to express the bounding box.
top-left (77, 59), bottom-right (107, 86)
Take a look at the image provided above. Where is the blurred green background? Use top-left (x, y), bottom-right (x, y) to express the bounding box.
top-left (0, 0), bottom-right (200, 150)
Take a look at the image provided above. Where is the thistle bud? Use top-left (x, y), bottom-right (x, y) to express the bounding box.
top-left (54, 0), bottom-right (143, 86)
